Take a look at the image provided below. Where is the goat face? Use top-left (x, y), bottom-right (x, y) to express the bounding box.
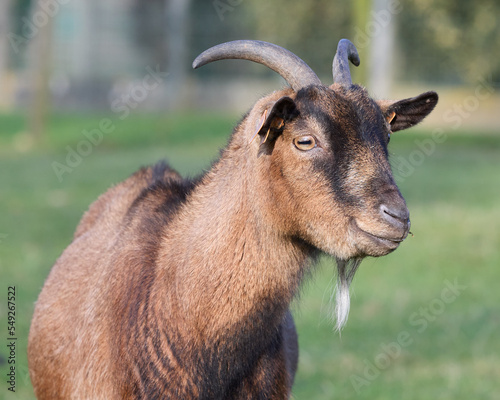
top-left (253, 84), bottom-right (437, 260)
top-left (194, 39), bottom-right (437, 261)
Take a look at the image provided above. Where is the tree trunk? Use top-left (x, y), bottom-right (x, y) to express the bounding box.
top-left (28, 1), bottom-right (53, 140)
top-left (0, 0), bottom-right (13, 108)
top-left (165, 0), bottom-right (191, 109)
top-left (368, 0), bottom-right (396, 98)
top-left (351, 0), bottom-right (371, 85)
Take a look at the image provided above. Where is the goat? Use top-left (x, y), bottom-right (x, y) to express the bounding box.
top-left (28, 39), bottom-right (438, 399)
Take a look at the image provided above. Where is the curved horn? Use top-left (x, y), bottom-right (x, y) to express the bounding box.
top-left (332, 39), bottom-right (360, 86)
top-left (193, 40), bottom-right (321, 92)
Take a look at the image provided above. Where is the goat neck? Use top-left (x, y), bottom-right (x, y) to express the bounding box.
top-left (156, 90), bottom-right (315, 341)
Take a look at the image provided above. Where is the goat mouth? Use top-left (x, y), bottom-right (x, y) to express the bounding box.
top-left (361, 230), bottom-right (404, 246)
top-left (350, 219), bottom-right (407, 254)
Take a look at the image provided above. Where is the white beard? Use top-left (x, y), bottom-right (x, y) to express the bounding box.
top-left (333, 258), bottom-right (362, 331)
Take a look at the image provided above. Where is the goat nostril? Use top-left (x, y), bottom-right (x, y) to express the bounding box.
top-left (380, 204), bottom-right (409, 224)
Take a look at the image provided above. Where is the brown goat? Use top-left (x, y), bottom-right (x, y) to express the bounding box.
top-left (28, 40), bottom-right (438, 399)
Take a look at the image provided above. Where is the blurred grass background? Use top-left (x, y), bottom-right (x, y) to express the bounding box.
top-left (0, 112), bottom-right (499, 399)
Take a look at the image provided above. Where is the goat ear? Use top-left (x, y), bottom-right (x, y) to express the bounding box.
top-left (252, 97), bottom-right (297, 144)
top-left (378, 91), bottom-right (438, 132)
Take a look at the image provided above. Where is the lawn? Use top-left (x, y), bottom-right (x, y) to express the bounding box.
top-left (0, 112), bottom-right (499, 399)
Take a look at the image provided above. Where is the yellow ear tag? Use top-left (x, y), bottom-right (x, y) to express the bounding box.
top-left (387, 111), bottom-right (396, 124)
top-left (261, 117), bottom-right (284, 144)
top-left (261, 129), bottom-right (271, 144)
top-left (250, 109), bottom-right (267, 144)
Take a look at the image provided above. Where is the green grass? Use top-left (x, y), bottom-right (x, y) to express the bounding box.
top-left (1, 113), bottom-right (499, 399)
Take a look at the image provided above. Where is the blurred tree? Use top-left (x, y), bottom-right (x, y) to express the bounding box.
top-left (132, 0), bottom-right (169, 67)
top-left (129, 0), bottom-right (499, 90)
top-left (8, 0), bottom-right (32, 68)
top-left (239, 0), bottom-right (352, 80)
top-left (132, 0), bottom-right (191, 108)
top-left (166, 0), bottom-right (191, 107)
top-left (27, 0), bottom-right (53, 139)
top-left (201, 0), bottom-right (499, 86)
top-left (5, 0), bottom-right (497, 116)
top-left (0, 0), bottom-right (13, 83)
top-left (189, 0), bottom-right (255, 79)
top-left (398, 0), bottom-right (500, 85)
top-left (351, 0), bottom-right (371, 84)
top-left (367, 0), bottom-right (397, 97)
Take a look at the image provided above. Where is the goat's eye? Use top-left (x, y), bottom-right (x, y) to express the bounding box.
top-left (293, 136), bottom-right (316, 151)
top-left (387, 132), bottom-right (391, 143)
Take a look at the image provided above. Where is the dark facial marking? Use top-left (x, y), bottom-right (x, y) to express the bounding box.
top-left (294, 85), bottom-right (395, 209)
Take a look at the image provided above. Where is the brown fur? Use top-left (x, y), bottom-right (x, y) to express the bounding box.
top-left (28, 81), bottom-right (437, 398)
